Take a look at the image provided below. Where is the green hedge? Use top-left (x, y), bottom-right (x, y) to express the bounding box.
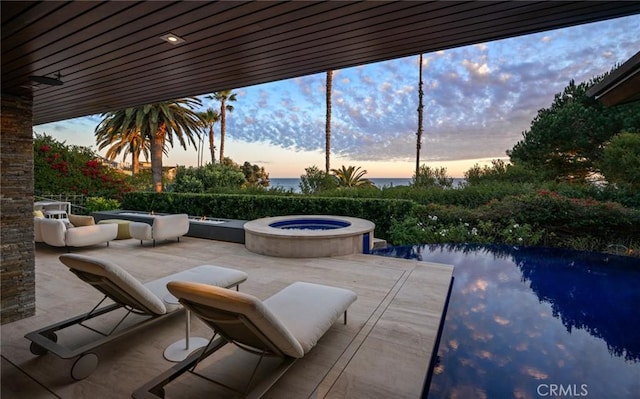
top-left (121, 190), bottom-right (639, 255)
top-left (317, 182), bottom-right (539, 208)
top-left (121, 192), bottom-right (415, 240)
top-left (311, 182), bottom-right (640, 209)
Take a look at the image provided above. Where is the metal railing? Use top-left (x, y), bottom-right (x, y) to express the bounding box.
top-left (34, 193), bottom-right (88, 215)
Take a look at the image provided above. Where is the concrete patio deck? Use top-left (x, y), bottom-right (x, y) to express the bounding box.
top-left (1, 236), bottom-right (453, 399)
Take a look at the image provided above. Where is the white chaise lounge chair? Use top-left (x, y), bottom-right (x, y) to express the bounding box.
top-left (133, 281), bottom-right (357, 399)
top-left (25, 254), bottom-right (247, 381)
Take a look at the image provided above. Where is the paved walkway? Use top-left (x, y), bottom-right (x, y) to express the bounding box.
top-left (1, 236), bottom-right (453, 399)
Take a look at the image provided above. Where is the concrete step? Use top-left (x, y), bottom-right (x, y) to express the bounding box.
top-left (373, 238), bottom-right (387, 249)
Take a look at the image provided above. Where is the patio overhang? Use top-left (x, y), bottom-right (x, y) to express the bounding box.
top-left (587, 51), bottom-right (640, 106)
top-left (2, 1), bottom-right (640, 125)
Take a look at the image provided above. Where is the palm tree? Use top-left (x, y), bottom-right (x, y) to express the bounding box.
top-left (95, 98), bottom-right (202, 192)
top-left (206, 90), bottom-right (237, 163)
top-left (95, 120), bottom-right (148, 176)
top-left (331, 165), bottom-right (374, 188)
top-left (325, 70), bottom-right (333, 173)
top-left (197, 108), bottom-right (220, 164)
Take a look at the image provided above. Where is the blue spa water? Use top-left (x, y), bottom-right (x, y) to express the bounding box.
top-left (372, 244), bottom-right (640, 399)
top-left (269, 218), bottom-right (350, 230)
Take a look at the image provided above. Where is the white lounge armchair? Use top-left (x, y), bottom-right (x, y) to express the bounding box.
top-left (133, 281), bottom-right (357, 398)
top-left (129, 213), bottom-right (190, 247)
top-left (25, 254), bottom-right (248, 381)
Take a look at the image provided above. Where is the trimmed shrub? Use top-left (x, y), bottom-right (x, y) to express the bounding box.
top-left (481, 190), bottom-right (639, 243)
top-left (85, 197), bottom-right (121, 213)
top-left (390, 191), bottom-right (639, 252)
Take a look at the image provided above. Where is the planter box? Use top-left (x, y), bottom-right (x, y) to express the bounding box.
top-left (92, 210), bottom-right (247, 244)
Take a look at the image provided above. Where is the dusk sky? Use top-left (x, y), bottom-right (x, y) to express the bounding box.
top-left (34, 14), bottom-right (640, 178)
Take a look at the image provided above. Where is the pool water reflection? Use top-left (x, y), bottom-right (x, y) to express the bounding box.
top-left (373, 244), bottom-right (640, 399)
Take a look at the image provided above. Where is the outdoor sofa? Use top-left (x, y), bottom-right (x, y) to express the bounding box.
top-left (129, 213), bottom-right (190, 247)
top-left (35, 216), bottom-right (118, 249)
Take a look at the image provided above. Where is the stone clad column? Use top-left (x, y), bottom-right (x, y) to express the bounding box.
top-left (1, 92), bottom-right (35, 324)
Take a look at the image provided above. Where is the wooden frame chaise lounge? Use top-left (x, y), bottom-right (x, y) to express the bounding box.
top-left (25, 254), bottom-right (248, 381)
top-left (133, 281), bottom-right (357, 399)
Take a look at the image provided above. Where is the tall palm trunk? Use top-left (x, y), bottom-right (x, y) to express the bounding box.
top-left (325, 70), bottom-right (333, 173)
top-left (131, 151), bottom-right (139, 176)
top-left (416, 54), bottom-right (424, 178)
top-left (219, 100), bottom-right (226, 163)
top-left (206, 91), bottom-right (234, 163)
top-left (151, 124), bottom-right (166, 192)
top-left (208, 125), bottom-right (216, 163)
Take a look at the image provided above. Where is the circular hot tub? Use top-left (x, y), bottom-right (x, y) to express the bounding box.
top-left (244, 215), bottom-right (375, 258)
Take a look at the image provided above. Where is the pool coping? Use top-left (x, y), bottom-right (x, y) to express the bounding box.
top-left (243, 215), bottom-right (375, 239)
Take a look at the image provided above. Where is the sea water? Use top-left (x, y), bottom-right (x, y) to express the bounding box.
top-left (269, 178), bottom-right (464, 192)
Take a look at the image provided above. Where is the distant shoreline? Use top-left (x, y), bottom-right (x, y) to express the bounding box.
top-left (269, 177), bottom-right (465, 180)
top-left (270, 177), bottom-right (465, 192)
top-left (269, 177), bottom-right (464, 179)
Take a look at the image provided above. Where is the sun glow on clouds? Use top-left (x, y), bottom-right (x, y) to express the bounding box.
top-left (462, 59), bottom-right (491, 76)
top-left (33, 15), bottom-right (640, 178)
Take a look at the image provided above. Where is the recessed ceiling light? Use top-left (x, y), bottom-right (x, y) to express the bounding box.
top-left (160, 33), bottom-right (185, 45)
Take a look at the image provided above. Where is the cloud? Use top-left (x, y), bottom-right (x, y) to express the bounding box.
top-left (257, 90), bottom-right (269, 108)
top-left (462, 59), bottom-right (491, 77)
top-left (198, 15), bottom-right (640, 166)
top-left (421, 56), bottom-right (433, 68)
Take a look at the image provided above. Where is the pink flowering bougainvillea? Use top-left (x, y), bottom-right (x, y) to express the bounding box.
top-left (34, 133), bottom-right (132, 199)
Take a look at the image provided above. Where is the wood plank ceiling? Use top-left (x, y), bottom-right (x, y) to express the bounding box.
top-left (3, 1), bottom-right (640, 125)
top-left (587, 51), bottom-right (640, 106)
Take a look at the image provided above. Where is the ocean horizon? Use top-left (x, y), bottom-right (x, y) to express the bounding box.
top-left (269, 177), bottom-right (465, 192)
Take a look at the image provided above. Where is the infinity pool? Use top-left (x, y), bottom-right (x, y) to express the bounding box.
top-left (373, 244), bottom-right (640, 399)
